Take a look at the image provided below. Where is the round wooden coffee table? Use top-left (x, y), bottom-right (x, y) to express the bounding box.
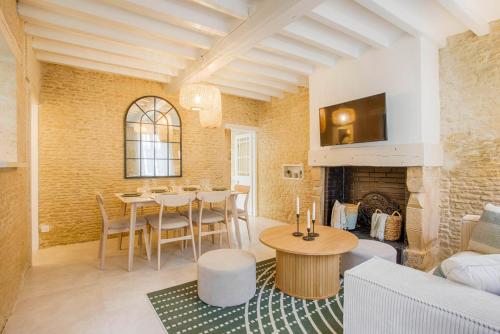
top-left (260, 224), bottom-right (358, 300)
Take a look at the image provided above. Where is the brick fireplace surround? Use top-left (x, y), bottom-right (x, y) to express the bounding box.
top-left (312, 166), bottom-right (441, 270)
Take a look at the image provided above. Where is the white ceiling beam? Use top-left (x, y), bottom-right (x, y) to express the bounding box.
top-left (217, 69), bottom-right (298, 94)
top-left (227, 59), bottom-right (306, 86)
top-left (165, 0), bottom-right (325, 93)
top-left (308, 0), bottom-right (404, 49)
top-left (25, 24), bottom-right (188, 70)
top-left (240, 48), bottom-right (314, 76)
top-left (31, 38), bottom-right (178, 76)
top-left (18, 4), bottom-right (199, 60)
top-left (355, 0), bottom-right (447, 47)
top-left (438, 0), bottom-right (490, 36)
top-left (21, 0), bottom-right (213, 49)
top-left (259, 35), bottom-right (338, 68)
top-left (103, 0), bottom-right (237, 37)
top-left (282, 17), bottom-right (367, 58)
top-left (36, 51), bottom-right (170, 83)
top-left (189, 0), bottom-right (250, 20)
top-left (207, 76), bottom-right (283, 98)
top-left (217, 85), bottom-right (271, 102)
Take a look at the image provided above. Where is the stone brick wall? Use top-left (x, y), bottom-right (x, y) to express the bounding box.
top-left (257, 88), bottom-right (313, 223)
top-left (0, 0), bottom-right (31, 331)
top-left (38, 63), bottom-right (264, 247)
top-left (439, 20), bottom-right (500, 258)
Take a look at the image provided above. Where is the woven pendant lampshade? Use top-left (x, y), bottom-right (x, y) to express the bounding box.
top-left (199, 90), bottom-right (222, 128)
top-left (179, 84), bottom-right (220, 112)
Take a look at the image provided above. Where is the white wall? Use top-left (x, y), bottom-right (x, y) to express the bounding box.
top-left (309, 35), bottom-right (442, 166)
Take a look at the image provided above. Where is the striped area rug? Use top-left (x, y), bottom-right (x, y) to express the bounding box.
top-left (147, 258), bottom-right (344, 334)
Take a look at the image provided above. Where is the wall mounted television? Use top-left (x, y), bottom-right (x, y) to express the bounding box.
top-left (319, 93), bottom-right (387, 146)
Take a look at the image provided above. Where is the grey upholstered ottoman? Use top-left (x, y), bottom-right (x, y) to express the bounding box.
top-left (341, 239), bottom-right (397, 274)
top-left (197, 249), bottom-right (256, 307)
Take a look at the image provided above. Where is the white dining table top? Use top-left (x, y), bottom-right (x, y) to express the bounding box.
top-left (115, 190), bottom-right (241, 204)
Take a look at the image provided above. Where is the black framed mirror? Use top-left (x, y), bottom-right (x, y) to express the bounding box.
top-left (124, 96), bottom-right (182, 178)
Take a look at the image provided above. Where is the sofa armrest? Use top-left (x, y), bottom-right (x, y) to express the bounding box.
top-left (344, 257), bottom-right (500, 334)
top-left (461, 214), bottom-right (480, 251)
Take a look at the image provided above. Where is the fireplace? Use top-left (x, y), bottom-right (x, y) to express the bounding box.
top-left (323, 167), bottom-right (409, 263)
top-left (312, 165), bottom-right (441, 270)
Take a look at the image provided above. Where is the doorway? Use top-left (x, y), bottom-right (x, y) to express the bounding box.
top-left (228, 125), bottom-right (257, 216)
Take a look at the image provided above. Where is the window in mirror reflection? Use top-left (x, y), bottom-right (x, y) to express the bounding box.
top-left (124, 96), bottom-right (182, 178)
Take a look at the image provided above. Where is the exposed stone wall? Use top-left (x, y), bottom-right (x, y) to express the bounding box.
top-left (439, 20), bottom-right (500, 258)
top-left (38, 63), bottom-right (264, 247)
top-left (0, 0), bottom-right (31, 331)
top-left (257, 88), bottom-right (313, 223)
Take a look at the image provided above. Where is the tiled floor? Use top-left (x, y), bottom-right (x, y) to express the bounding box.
top-left (5, 217), bottom-right (284, 334)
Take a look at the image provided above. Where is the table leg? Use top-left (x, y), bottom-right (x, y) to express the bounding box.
top-left (128, 203), bottom-right (137, 272)
top-left (231, 194), bottom-right (242, 249)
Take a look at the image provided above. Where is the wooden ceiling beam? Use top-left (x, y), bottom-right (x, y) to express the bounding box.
top-left (438, 0), bottom-right (490, 36)
top-left (36, 51), bottom-right (170, 83)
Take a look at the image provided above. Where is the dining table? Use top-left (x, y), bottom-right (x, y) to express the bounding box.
top-left (115, 189), bottom-right (244, 271)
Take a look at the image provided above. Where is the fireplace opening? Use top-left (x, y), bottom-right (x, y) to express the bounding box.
top-left (323, 166), bottom-right (409, 263)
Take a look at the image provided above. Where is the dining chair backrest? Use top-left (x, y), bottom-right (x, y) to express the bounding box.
top-left (197, 190), bottom-right (230, 203)
top-left (154, 193), bottom-right (196, 207)
top-left (234, 185), bottom-right (250, 210)
top-left (96, 193), bottom-right (109, 228)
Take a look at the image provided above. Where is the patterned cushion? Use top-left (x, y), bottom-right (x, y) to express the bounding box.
top-left (437, 254), bottom-right (500, 295)
top-left (468, 203), bottom-right (500, 254)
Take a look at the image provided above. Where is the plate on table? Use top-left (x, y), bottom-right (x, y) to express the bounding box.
top-left (122, 192), bottom-right (142, 197)
top-left (151, 189), bottom-right (167, 193)
top-left (212, 186), bottom-right (227, 191)
top-left (183, 186), bottom-right (198, 192)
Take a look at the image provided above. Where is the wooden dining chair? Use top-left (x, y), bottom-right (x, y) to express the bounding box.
top-left (146, 193), bottom-right (197, 271)
top-left (192, 191), bottom-right (231, 257)
top-left (213, 185), bottom-right (252, 241)
top-left (96, 193), bottom-right (150, 270)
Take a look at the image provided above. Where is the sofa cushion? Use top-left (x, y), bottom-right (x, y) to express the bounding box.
top-left (468, 203), bottom-right (500, 254)
top-left (437, 254), bottom-right (500, 295)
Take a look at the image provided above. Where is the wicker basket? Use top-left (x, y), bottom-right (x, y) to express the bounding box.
top-left (375, 209), bottom-right (402, 241)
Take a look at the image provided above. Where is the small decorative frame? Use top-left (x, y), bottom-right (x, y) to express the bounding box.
top-left (282, 164), bottom-right (304, 180)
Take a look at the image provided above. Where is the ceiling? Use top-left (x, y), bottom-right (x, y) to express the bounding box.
top-left (18, 0), bottom-right (500, 102)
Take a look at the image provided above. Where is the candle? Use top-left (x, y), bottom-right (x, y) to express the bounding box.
top-left (307, 209), bottom-right (311, 229)
top-left (312, 201), bottom-right (316, 221)
top-left (296, 196), bottom-right (300, 215)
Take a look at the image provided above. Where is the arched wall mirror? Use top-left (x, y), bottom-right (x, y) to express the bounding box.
top-left (124, 96), bottom-right (182, 178)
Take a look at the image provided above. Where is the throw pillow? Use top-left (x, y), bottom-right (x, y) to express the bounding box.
top-left (468, 203), bottom-right (500, 254)
top-left (438, 254), bottom-right (500, 295)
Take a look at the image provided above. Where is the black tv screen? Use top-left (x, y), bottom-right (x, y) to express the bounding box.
top-left (319, 93), bottom-right (387, 146)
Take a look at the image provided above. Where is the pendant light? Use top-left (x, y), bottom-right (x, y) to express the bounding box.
top-left (179, 84), bottom-right (219, 112)
top-left (179, 83), bottom-right (222, 128)
top-left (199, 92), bottom-right (222, 128)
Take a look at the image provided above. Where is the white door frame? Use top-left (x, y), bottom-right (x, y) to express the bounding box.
top-left (225, 123), bottom-right (258, 216)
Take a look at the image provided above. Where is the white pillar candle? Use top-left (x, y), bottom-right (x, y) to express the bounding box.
top-left (307, 209), bottom-right (311, 229)
top-left (312, 201), bottom-right (316, 221)
top-left (296, 196), bottom-right (300, 215)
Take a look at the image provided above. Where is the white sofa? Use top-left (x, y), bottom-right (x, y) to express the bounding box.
top-left (344, 215), bottom-right (500, 334)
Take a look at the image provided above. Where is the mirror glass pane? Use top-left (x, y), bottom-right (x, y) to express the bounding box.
top-left (169, 160), bottom-right (181, 176)
top-left (126, 141), bottom-right (140, 159)
top-left (126, 159), bottom-right (140, 177)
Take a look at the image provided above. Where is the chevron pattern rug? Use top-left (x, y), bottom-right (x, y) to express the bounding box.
top-left (147, 258), bottom-right (344, 334)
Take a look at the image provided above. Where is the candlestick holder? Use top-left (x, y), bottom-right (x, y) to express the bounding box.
top-left (302, 227), bottom-right (315, 241)
top-left (293, 213), bottom-right (303, 237)
top-left (311, 219), bottom-right (319, 237)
